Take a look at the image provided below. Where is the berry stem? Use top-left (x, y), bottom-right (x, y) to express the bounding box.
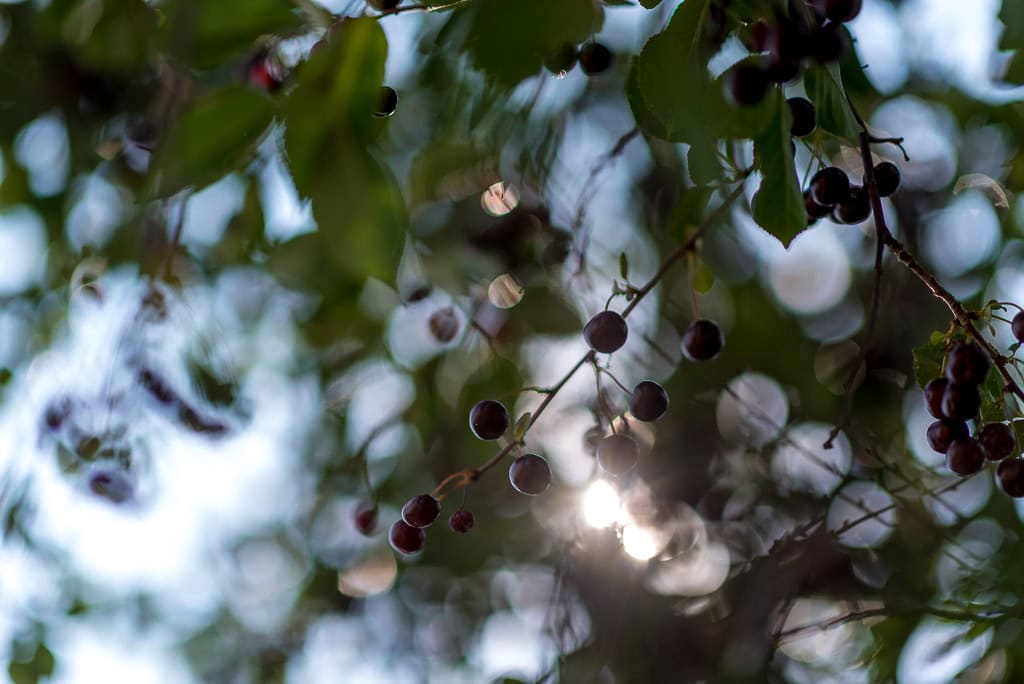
top-left (427, 174), bottom-right (750, 499)
top-left (835, 89), bottom-right (1024, 407)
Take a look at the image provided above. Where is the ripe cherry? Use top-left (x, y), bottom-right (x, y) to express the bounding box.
top-left (873, 162), bottom-right (901, 197)
top-left (682, 319), bottom-right (724, 362)
top-left (945, 343), bottom-right (990, 386)
top-left (1012, 311), bottom-right (1024, 344)
top-left (946, 437), bottom-right (985, 476)
top-left (579, 42), bottom-right (613, 75)
top-left (368, 0), bottom-right (400, 10)
top-left (941, 383), bottom-right (981, 421)
top-left (835, 186), bottom-right (871, 224)
top-left (923, 377), bottom-right (949, 419)
top-left (584, 311), bottom-right (628, 354)
top-left (805, 190), bottom-right (832, 221)
top-left (354, 502), bottom-right (378, 536)
top-left (374, 86), bottom-right (398, 118)
top-left (509, 453), bottom-right (551, 495)
top-left (813, 0), bottom-right (862, 23)
top-left (629, 381), bottom-right (669, 422)
top-left (787, 97), bottom-right (816, 137)
top-left (389, 520), bottom-right (425, 554)
top-left (740, 21), bottom-right (770, 52)
top-left (597, 433), bottom-right (639, 475)
top-left (978, 422), bottom-right (1015, 461)
top-left (88, 468), bottom-right (134, 503)
top-left (725, 62), bottom-right (770, 107)
top-left (449, 509), bottom-right (474, 533)
top-left (809, 167), bottom-right (850, 207)
top-left (469, 399), bottom-right (510, 440)
top-left (926, 419), bottom-right (967, 454)
top-left (810, 23), bottom-right (849, 63)
top-left (402, 494), bottom-right (441, 528)
top-left (997, 458), bottom-right (1024, 497)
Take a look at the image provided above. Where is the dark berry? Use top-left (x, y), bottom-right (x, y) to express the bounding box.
top-left (873, 162), bottom-right (901, 197)
top-left (43, 397), bottom-right (72, 431)
top-left (88, 468), bottom-right (133, 503)
top-left (835, 185), bottom-right (871, 224)
top-left (584, 311), bottom-right (628, 354)
top-left (681, 319), bottom-right (724, 361)
top-left (368, 0), bottom-right (400, 10)
top-left (978, 422), bottom-right (1015, 461)
top-left (629, 381), bottom-right (669, 422)
top-left (813, 0), bottom-right (862, 23)
top-left (544, 43), bottom-right (577, 75)
top-left (924, 378), bottom-right (950, 419)
top-left (449, 509), bottom-right (475, 533)
top-left (596, 433), bottom-right (639, 475)
top-left (946, 437), bottom-right (986, 476)
top-left (725, 62), bottom-right (770, 107)
top-left (764, 18), bottom-right (812, 62)
top-left (997, 458), bottom-right (1024, 497)
top-left (429, 307), bottom-right (460, 343)
top-left (788, 97), bottom-right (816, 137)
top-left (389, 520), bottom-right (425, 554)
top-left (945, 343), bottom-right (990, 386)
top-left (740, 21), bottom-right (771, 52)
top-left (469, 399), bottom-right (510, 440)
top-left (765, 56), bottom-right (802, 84)
top-left (941, 383), bottom-right (981, 421)
top-left (1012, 311), bottom-right (1024, 344)
top-left (509, 453), bottom-right (551, 495)
top-left (579, 42), bottom-right (613, 75)
top-left (810, 23), bottom-right (849, 63)
top-left (354, 502), bottom-right (378, 536)
top-left (809, 167), bottom-right (850, 206)
top-left (805, 190), bottom-right (832, 220)
top-left (401, 494), bottom-right (441, 528)
top-left (374, 86), bottom-right (398, 118)
top-left (926, 419), bottom-right (968, 453)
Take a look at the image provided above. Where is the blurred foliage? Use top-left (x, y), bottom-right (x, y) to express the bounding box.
top-left (3, 0), bottom-right (1024, 682)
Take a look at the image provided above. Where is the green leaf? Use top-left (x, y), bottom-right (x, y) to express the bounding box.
top-left (1000, 0), bottom-right (1024, 50)
top-left (633, 1), bottom-right (710, 142)
top-left (626, 59), bottom-right (669, 139)
top-left (912, 335), bottom-right (946, 388)
top-left (751, 93), bottom-right (806, 247)
top-left (164, 0), bottom-right (302, 69)
top-left (154, 86), bottom-right (274, 196)
top-left (1004, 51), bottom-right (1024, 85)
top-left (284, 18), bottom-right (407, 283)
top-left (804, 64), bottom-right (860, 142)
top-left (0, 368), bottom-right (11, 385)
top-left (669, 186), bottom-right (713, 241)
top-left (691, 258), bottom-right (715, 293)
top-left (463, 0), bottom-right (601, 88)
top-left (619, 252), bottom-right (629, 280)
top-left (639, 0), bottom-right (663, 7)
top-left (408, 142), bottom-right (496, 206)
top-left (513, 412), bottom-right (532, 440)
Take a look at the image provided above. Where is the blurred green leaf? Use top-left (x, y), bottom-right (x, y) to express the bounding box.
top-left (632, 0), bottom-right (710, 142)
top-left (626, 59), bottom-right (669, 139)
top-left (284, 18), bottom-right (406, 283)
top-left (670, 186), bottom-right (713, 241)
top-left (163, 0), bottom-right (302, 69)
top-left (912, 334), bottom-right (946, 388)
top-left (619, 252), bottom-right (629, 280)
top-left (1000, 0), bottom-right (1024, 50)
top-left (44, 0), bottom-right (158, 76)
top-left (463, 0), bottom-right (601, 88)
top-left (0, 368), bottom-right (11, 385)
top-left (691, 258), bottom-right (715, 293)
top-left (752, 93), bottom-right (806, 247)
top-left (409, 142), bottom-right (496, 206)
top-left (154, 86), bottom-right (274, 196)
top-left (805, 63), bottom-right (860, 142)
top-left (639, 0), bottom-right (663, 7)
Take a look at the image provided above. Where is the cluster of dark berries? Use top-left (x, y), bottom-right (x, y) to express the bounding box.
top-left (544, 42), bottom-right (614, 76)
top-left (384, 398), bottom-right (554, 555)
top-left (727, 0), bottom-right (861, 107)
top-left (922, 342), bottom-right (1024, 496)
top-left (804, 162), bottom-right (901, 225)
